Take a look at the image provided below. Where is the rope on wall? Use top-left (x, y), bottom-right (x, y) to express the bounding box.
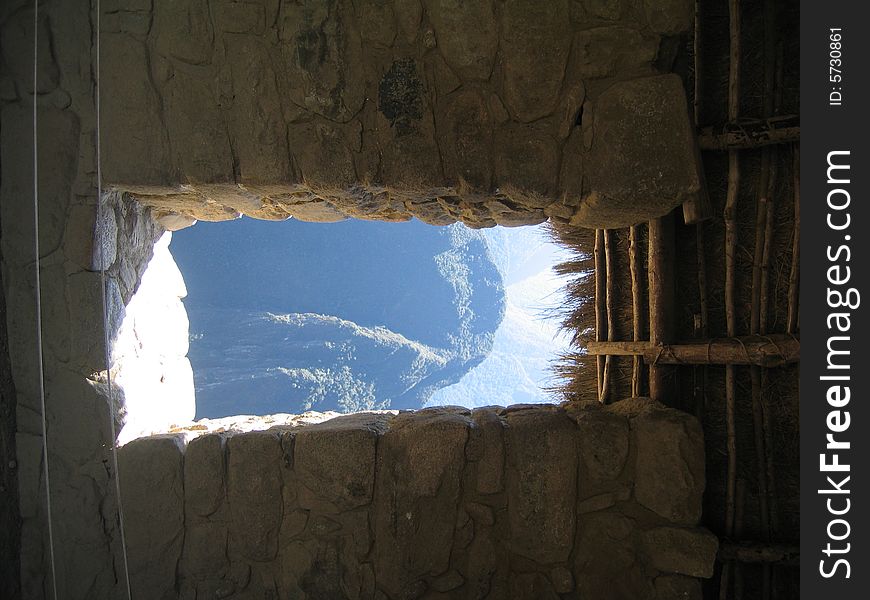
top-left (32, 0), bottom-right (59, 597)
top-left (94, 0), bottom-right (134, 597)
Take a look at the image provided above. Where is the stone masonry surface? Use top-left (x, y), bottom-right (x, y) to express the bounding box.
top-left (0, 1), bottom-right (705, 597)
top-left (118, 400), bottom-right (716, 600)
top-left (89, 0), bottom-right (701, 230)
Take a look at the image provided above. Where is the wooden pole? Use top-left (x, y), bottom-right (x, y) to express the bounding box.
top-left (734, 479), bottom-right (746, 600)
top-left (629, 225), bottom-right (643, 397)
top-left (759, 16), bottom-right (783, 596)
top-left (587, 335), bottom-right (799, 366)
top-left (698, 115), bottom-right (799, 151)
top-left (692, 0), bottom-right (710, 418)
top-left (722, 8), bottom-right (741, 600)
top-left (648, 215), bottom-right (675, 406)
top-left (787, 145), bottom-right (800, 334)
top-left (718, 542), bottom-right (800, 567)
top-left (759, 158), bottom-right (777, 334)
top-left (594, 229), bottom-right (606, 401)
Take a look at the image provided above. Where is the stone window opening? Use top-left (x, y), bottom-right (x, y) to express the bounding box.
top-left (99, 194), bottom-right (574, 445)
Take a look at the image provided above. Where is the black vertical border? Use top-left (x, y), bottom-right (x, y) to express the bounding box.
top-left (801, 1), bottom-right (869, 596)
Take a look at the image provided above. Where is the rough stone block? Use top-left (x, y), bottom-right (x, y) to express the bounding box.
top-left (394, 0), bottom-right (423, 43)
top-left (494, 125), bottom-right (560, 203)
top-left (505, 408), bottom-right (577, 563)
top-left (654, 574), bottom-right (704, 599)
top-left (67, 271), bottom-right (122, 373)
top-left (550, 566), bottom-right (575, 593)
top-left (424, 0), bottom-right (498, 80)
top-left (570, 26), bottom-right (658, 80)
top-left (1, 105), bottom-right (78, 269)
top-left (163, 70), bottom-right (234, 183)
top-left (226, 431), bottom-right (284, 561)
top-left (181, 521), bottom-right (228, 579)
top-left (643, 0), bottom-right (694, 35)
top-left (373, 410), bottom-right (470, 598)
top-left (438, 89), bottom-right (493, 191)
top-left (294, 413), bottom-right (387, 510)
top-left (502, 0), bottom-right (572, 122)
top-left (573, 406), bottom-right (630, 490)
top-left (641, 526), bottom-right (719, 579)
top-left (470, 408), bottom-right (505, 494)
top-left (633, 403), bottom-right (705, 525)
top-left (215, 0), bottom-right (266, 33)
top-left (585, 0), bottom-right (624, 20)
top-left (572, 75), bottom-right (701, 228)
top-left (153, 0), bottom-right (213, 64)
top-left (118, 434), bottom-right (185, 599)
top-left (184, 433), bottom-right (226, 517)
top-left (509, 572), bottom-right (559, 600)
top-left (101, 33), bottom-right (171, 186)
top-left (223, 35), bottom-right (293, 184)
top-left (277, 1), bottom-right (366, 121)
top-left (574, 512), bottom-right (652, 599)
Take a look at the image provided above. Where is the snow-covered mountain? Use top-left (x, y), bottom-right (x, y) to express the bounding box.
top-left (428, 225), bottom-right (573, 407)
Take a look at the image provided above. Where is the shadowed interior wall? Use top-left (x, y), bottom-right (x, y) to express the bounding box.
top-left (0, 1), bottom-right (707, 597)
top-left (95, 0), bottom-right (701, 230)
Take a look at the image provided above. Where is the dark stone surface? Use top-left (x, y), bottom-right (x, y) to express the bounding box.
top-left (0, 216), bottom-right (20, 600)
top-left (2, 1), bottom-right (712, 596)
top-left (85, 1), bottom-right (698, 230)
top-left (112, 404), bottom-right (714, 599)
top-left (118, 435), bottom-right (185, 599)
top-left (504, 408), bottom-right (577, 564)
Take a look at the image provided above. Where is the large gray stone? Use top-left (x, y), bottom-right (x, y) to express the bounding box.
top-left (572, 405), bottom-right (630, 491)
top-left (181, 521), bottom-right (229, 579)
top-left (572, 75), bottom-right (701, 228)
top-left (502, 0), bottom-right (572, 122)
top-left (470, 408), bottom-right (505, 494)
top-left (226, 431), bottom-right (284, 561)
top-left (373, 409), bottom-right (470, 598)
top-left (574, 512), bottom-right (653, 600)
top-left (184, 433), bottom-right (225, 517)
top-left (101, 33), bottom-right (171, 186)
top-left (118, 434), bottom-right (185, 599)
top-left (509, 572), bottom-right (559, 600)
top-left (424, 0), bottom-right (498, 80)
top-left (570, 26), bottom-right (658, 80)
top-left (655, 574), bottom-right (703, 600)
top-left (277, 0), bottom-right (366, 122)
top-left (643, 0), bottom-right (694, 35)
top-left (505, 408), bottom-right (577, 563)
top-left (294, 413), bottom-right (388, 510)
top-left (641, 527), bottom-right (719, 579)
top-left (633, 403), bottom-right (705, 525)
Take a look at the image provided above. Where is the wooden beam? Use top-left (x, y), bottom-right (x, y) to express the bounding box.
top-left (718, 542), bottom-right (799, 567)
top-left (587, 335), bottom-right (800, 367)
top-left (587, 341), bottom-right (651, 356)
top-left (698, 114), bottom-right (799, 151)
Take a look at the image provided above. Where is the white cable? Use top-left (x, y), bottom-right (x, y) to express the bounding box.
top-left (94, 1), bottom-right (134, 597)
top-left (32, 1), bottom-right (59, 598)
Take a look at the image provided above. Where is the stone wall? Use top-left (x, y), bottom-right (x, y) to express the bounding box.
top-left (95, 0), bottom-right (700, 230)
top-left (119, 401), bottom-right (716, 600)
top-left (0, 1), bottom-right (709, 597)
